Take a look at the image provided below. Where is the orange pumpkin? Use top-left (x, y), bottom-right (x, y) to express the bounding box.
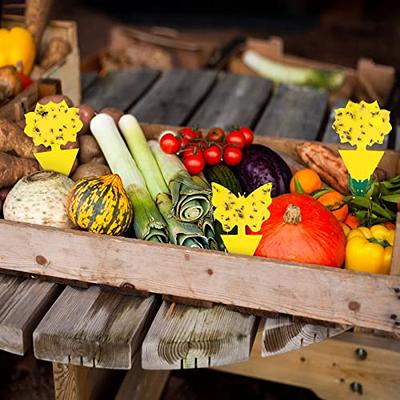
top-left (250, 193), bottom-right (346, 268)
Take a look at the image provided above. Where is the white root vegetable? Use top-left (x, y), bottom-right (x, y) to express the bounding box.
top-left (4, 171), bottom-right (74, 228)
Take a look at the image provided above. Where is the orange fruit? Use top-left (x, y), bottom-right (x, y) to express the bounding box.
top-left (318, 190), bottom-right (348, 222)
top-left (290, 168), bottom-right (322, 194)
top-left (344, 214), bottom-right (360, 230)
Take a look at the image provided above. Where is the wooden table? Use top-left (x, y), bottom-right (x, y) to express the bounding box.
top-left (0, 68), bottom-right (399, 400)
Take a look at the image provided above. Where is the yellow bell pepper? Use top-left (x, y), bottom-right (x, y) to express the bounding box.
top-left (345, 224), bottom-right (394, 274)
top-left (0, 27), bottom-right (36, 75)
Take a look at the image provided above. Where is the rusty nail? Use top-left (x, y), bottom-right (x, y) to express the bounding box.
top-left (300, 357), bottom-right (306, 362)
top-left (120, 282), bottom-right (135, 290)
top-left (390, 314), bottom-right (397, 320)
top-left (207, 268), bottom-right (213, 275)
top-left (394, 288), bottom-right (400, 293)
top-left (355, 348), bottom-right (367, 361)
top-left (350, 382), bottom-right (363, 394)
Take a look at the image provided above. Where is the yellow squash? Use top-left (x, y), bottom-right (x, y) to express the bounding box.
top-left (345, 224), bottom-right (394, 274)
top-left (67, 174), bottom-right (133, 236)
top-left (0, 27), bottom-right (36, 75)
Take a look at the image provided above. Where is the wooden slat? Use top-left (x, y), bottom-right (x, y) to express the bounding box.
top-left (115, 350), bottom-right (169, 400)
top-left (261, 316), bottom-right (350, 357)
top-left (188, 74), bottom-right (272, 129)
top-left (129, 69), bottom-right (217, 125)
top-left (3, 220), bottom-right (400, 333)
top-left (34, 286), bottom-right (158, 369)
top-left (82, 69), bottom-right (159, 111)
top-left (80, 72), bottom-right (98, 93)
top-left (255, 83), bottom-right (328, 140)
top-left (0, 275), bottom-right (59, 355)
top-left (216, 330), bottom-right (400, 400)
top-left (142, 302), bottom-right (257, 369)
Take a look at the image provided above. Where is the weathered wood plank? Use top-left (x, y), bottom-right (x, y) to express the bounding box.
top-left (261, 316), bottom-right (350, 357)
top-left (116, 350), bottom-right (169, 400)
top-left (142, 302), bottom-right (257, 369)
top-left (188, 74), bottom-right (272, 129)
top-left (53, 362), bottom-right (117, 400)
top-left (129, 69), bottom-right (217, 125)
top-left (0, 275), bottom-right (59, 355)
top-left (255, 83), bottom-right (328, 140)
top-left (2, 220), bottom-right (400, 333)
top-left (216, 330), bottom-right (400, 400)
top-left (34, 286), bottom-right (158, 369)
top-left (80, 72), bottom-right (98, 93)
top-left (82, 69), bottom-right (159, 111)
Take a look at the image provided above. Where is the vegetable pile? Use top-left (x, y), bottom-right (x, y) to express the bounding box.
top-left (0, 96), bottom-right (398, 277)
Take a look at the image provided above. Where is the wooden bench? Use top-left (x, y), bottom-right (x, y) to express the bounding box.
top-left (0, 68), bottom-right (398, 400)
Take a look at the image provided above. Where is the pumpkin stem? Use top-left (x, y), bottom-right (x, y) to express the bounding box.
top-left (283, 204), bottom-right (302, 224)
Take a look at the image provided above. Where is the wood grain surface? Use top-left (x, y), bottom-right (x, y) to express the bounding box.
top-left (2, 220), bottom-right (399, 333)
top-left (0, 275), bottom-right (59, 355)
top-left (216, 330), bottom-right (400, 400)
top-left (188, 73), bottom-right (272, 129)
top-left (255, 83), bottom-right (328, 140)
top-left (83, 69), bottom-right (159, 111)
top-left (34, 286), bottom-right (158, 369)
top-left (142, 302), bottom-right (257, 369)
top-left (129, 69), bottom-right (217, 125)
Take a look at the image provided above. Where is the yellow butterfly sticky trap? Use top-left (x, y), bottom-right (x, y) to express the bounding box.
top-left (212, 182), bottom-right (272, 256)
top-left (24, 101), bottom-right (83, 176)
top-left (332, 100), bottom-right (392, 196)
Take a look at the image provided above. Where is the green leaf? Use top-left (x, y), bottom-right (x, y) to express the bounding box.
top-left (293, 177), bottom-right (305, 194)
top-left (311, 187), bottom-right (332, 200)
top-left (382, 193), bottom-right (400, 203)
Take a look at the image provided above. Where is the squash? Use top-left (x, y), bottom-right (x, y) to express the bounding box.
top-left (67, 174), bottom-right (133, 236)
top-left (251, 193), bottom-right (345, 267)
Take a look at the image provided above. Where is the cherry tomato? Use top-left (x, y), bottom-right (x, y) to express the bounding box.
top-left (226, 130), bottom-right (246, 149)
top-left (203, 145), bottom-right (222, 165)
top-left (160, 133), bottom-right (181, 154)
top-left (182, 144), bottom-right (202, 158)
top-left (178, 127), bottom-right (201, 141)
top-left (18, 72), bottom-right (33, 90)
top-left (223, 146), bottom-right (243, 166)
top-left (184, 154), bottom-right (205, 175)
top-left (206, 127), bottom-right (225, 142)
top-left (240, 127), bottom-right (254, 145)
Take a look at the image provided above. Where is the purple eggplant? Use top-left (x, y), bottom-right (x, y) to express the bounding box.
top-left (236, 144), bottom-right (292, 197)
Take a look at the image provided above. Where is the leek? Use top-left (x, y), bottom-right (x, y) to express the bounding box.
top-left (90, 114), bottom-right (168, 243)
top-left (118, 115), bottom-right (209, 248)
top-left (243, 50), bottom-right (345, 91)
top-left (148, 139), bottom-right (211, 223)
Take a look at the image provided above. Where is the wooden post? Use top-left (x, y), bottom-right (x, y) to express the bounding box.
top-left (53, 363), bottom-right (114, 400)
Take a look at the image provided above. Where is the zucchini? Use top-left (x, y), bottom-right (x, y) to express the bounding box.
top-left (204, 163), bottom-right (243, 195)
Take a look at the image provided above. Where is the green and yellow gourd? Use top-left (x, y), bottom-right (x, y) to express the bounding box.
top-left (67, 174), bottom-right (133, 236)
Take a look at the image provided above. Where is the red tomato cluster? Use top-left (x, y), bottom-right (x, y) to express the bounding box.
top-left (159, 126), bottom-right (254, 175)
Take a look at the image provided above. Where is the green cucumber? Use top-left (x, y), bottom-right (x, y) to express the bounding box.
top-left (204, 163), bottom-right (243, 195)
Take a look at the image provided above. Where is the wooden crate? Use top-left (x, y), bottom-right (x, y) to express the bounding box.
top-left (0, 123), bottom-right (399, 335)
top-left (3, 15), bottom-right (81, 105)
top-left (0, 79), bottom-right (61, 122)
top-left (227, 37), bottom-right (396, 106)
